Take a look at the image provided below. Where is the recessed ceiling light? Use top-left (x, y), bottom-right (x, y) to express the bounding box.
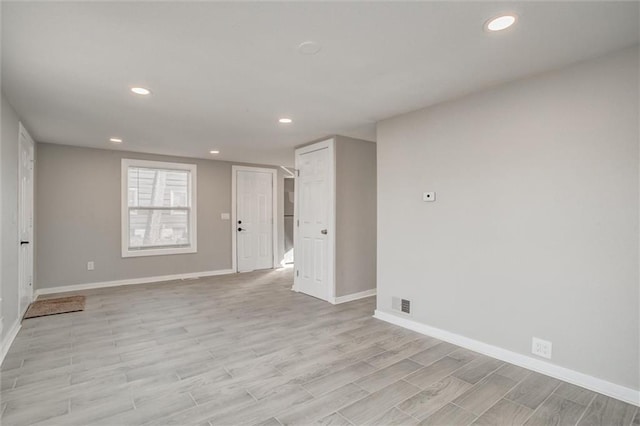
top-left (485, 14), bottom-right (517, 32)
top-left (109, 137), bottom-right (123, 143)
top-left (297, 41), bottom-right (321, 55)
top-left (130, 87), bottom-right (151, 95)
top-left (279, 118), bottom-right (293, 124)
top-left (209, 150), bottom-right (220, 154)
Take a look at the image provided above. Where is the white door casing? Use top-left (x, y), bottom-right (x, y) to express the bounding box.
top-left (18, 123), bottom-right (34, 316)
top-left (293, 139), bottom-right (335, 302)
top-left (232, 166), bottom-right (277, 273)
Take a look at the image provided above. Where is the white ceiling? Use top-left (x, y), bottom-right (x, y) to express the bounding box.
top-left (2, 2), bottom-right (638, 167)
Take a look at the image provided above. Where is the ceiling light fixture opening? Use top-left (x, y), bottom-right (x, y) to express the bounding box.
top-left (485, 14), bottom-right (517, 32)
top-left (109, 137), bottom-right (123, 143)
top-left (279, 118), bottom-right (293, 124)
top-left (209, 150), bottom-right (220, 154)
top-left (131, 87), bottom-right (151, 95)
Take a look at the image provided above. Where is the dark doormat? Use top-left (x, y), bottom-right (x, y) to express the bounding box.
top-left (24, 296), bottom-right (86, 319)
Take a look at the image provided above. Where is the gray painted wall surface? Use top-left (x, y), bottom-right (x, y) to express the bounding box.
top-left (35, 143), bottom-right (286, 289)
top-left (1, 93), bottom-right (21, 343)
top-left (376, 47), bottom-right (639, 390)
top-left (335, 136), bottom-right (377, 297)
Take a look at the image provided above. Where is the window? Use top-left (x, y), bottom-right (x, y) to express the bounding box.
top-left (121, 159), bottom-right (197, 257)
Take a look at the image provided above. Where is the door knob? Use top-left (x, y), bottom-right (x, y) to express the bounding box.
top-left (237, 228), bottom-right (244, 232)
top-left (321, 229), bottom-right (328, 235)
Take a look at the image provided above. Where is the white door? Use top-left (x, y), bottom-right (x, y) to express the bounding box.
top-left (294, 139), bottom-right (334, 301)
top-left (235, 169), bottom-right (274, 272)
top-left (18, 123), bottom-right (34, 316)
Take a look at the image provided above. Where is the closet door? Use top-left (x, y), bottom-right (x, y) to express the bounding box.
top-left (294, 139), bottom-right (335, 301)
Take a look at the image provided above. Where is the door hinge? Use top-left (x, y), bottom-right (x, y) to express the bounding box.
top-left (296, 270), bottom-right (299, 277)
top-left (296, 170), bottom-right (300, 177)
top-left (297, 220), bottom-right (299, 227)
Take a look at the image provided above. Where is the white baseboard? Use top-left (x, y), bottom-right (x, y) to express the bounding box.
top-left (1, 320), bottom-right (22, 365)
top-left (34, 269), bottom-right (235, 298)
top-left (374, 310), bottom-right (639, 407)
top-left (330, 289), bottom-right (376, 305)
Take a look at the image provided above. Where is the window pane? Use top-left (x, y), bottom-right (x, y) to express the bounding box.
top-left (129, 209), bottom-right (190, 249)
top-left (128, 167), bottom-right (189, 208)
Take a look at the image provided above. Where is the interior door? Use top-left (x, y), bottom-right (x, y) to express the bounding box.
top-left (18, 123), bottom-right (34, 316)
top-left (236, 169), bottom-right (274, 272)
top-left (294, 140), bottom-right (334, 301)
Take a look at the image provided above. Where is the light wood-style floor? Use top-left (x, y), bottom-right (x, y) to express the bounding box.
top-left (1, 268), bottom-right (638, 426)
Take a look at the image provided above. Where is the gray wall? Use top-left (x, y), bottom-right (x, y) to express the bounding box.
top-left (335, 136), bottom-right (377, 297)
top-left (35, 143), bottom-right (286, 289)
top-left (1, 93), bottom-right (21, 344)
top-left (376, 47), bottom-right (639, 391)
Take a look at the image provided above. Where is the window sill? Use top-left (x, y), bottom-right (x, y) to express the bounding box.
top-left (121, 246), bottom-right (197, 258)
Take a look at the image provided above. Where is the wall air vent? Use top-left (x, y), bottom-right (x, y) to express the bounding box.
top-left (392, 297), bottom-right (411, 314)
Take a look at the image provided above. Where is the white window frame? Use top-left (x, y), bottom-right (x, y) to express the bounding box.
top-left (121, 159), bottom-right (197, 258)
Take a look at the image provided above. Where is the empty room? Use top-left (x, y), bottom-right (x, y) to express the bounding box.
top-left (1, 1), bottom-right (638, 425)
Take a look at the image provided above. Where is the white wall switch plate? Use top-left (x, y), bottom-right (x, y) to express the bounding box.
top-left (423, 192), bottom-right (436, 202)
top-left (221, 213), bottom-right (230, 220)
top-left (87, 261), bottom-right (95, 271)
top-left (532, 337), bottom-right (552, 359)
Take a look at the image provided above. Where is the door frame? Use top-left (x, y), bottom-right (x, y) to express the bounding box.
top-left (18, 122), bottom-right (35, 316)
top-left (231, 165), bottom-right (278, 273)
top-left (292, 138), bottom-right (336, 301)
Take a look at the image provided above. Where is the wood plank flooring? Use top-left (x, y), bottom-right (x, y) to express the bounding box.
top-left (1, 268), bottom-right (637, 425)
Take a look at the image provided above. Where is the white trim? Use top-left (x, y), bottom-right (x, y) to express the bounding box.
top-left (291, 160), bottom-right (299, 294)
top-left (231, 166), bottom-right (278, 273)
top-left (1, 320), bottom-right (22, 365)
top-left (34, 269), bottom-right (235, 298)
top-left (280, 166), bottom-right (296, 178)
top-left (18, 122), bottom-right (35, 317)
top-left (330, 289), bottom-right (376, 305)
top-left (121, 158), bottom-right (198, 258)
top-left (293, 138), bottom-right (336, 302)
top-left (330, 141), bottom-right (336, 301)
top-left (373, 309), bottom-right (640, 407)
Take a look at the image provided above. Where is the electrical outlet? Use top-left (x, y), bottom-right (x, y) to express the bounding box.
top-left (87, 261), bottom-right (95, 271)
top-left (221, 213), bottom-right (230, 220)
top-left (532, 337), bottom-right (552, 359)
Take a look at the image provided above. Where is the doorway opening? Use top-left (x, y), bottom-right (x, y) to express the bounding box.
top-left (283, 177), bottom-right (294, 265)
